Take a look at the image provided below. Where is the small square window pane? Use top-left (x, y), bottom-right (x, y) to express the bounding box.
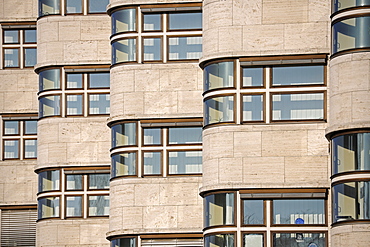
top-left (89, 94), bottom-right (110, 115)
top-left (67, 74), bottom-right (83, 88)
top-left (24, 29), bottom-right (37, 43)
top-left (243, 67), bottom-right (263, 87)
top-left (88, 195), bottom-right (109, 216)
top-left (168, 36), bottom-right (202, 60)
top-left (244, 233), bottom-right (264, 247)
top-left (243, 200), bottom-right (264, 225)
top-left (143, 152), bottom-right (161, 175)
top-left (24, 48), bottom-right (37, 67)
top-left (24, 139), bottom-right (37, 158)
top-left (243, 95), bottom-right (264, 122)
top-left (143, 14), bottom-right (161, 31)
top-left (66, 196), bottom-right (82, 217)
top-left (143, 38), bottom-right (161, 61)
top-left (24, 120), bottom-right (37, 135)
top-left (89, 73), bottom-right (110, 88)
top-left (4, 140), bottom-right (19, 159)
top-left (4, 49), bottom-right (19, 67)
top-left (143, 128), bottom-right (161, 145)
top-left (4, 30), bottom-right (19, 43)
top-left (66, 174), bottom-right (83, 190)
top-left (88, 174), bottom-right (110, 189)
top-left (88, 0), bottom-right (109, 13)
top-left (66, 0), bottom-right (82, 13)
top-left (4, 121), bottom-right (19, 135)
top-left (66, 94), bottom-right (83, 115)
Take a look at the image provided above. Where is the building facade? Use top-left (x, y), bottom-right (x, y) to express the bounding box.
top-left (0, 0), bottom-right (369, 247)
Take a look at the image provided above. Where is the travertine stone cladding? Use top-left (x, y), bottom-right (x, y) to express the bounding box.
top-left (201, 123), bottom-right (330, 192)
top-left (36, 15), bottom-right (111, 68)
top-left (0, 161), bottom-right (37, 205)
top-left (109, 63), bottom-right (203, 122)
top-left (107, 177), bottom-right (203, 237)
top-left (331, 224), bottom-right (370, 247)
top-left (201, 0), bottom-right (330, 62)
top-left (36, 218), bottom-right (110, 247)
top-left (0, 70), bottom-right (38, 113)
top-left (108, 0), bottom-right (201, 10)
top-left (0, 0), bottom-right (37, 20)
top-left (327, 52), bottom-right (370, 135)
top-left (36, 117), bottom-right (111, 169)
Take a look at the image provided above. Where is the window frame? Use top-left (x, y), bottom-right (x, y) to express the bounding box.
top-left (65, 0), bottom-right (83, 15)
top-left (23, 138), bottom-right (37, 159)
top-left (142, 150), bottom-right (163, 177)
top-left (241, 199), bottom-right (266, 227)
top-left (65, 93), bottom-right (84, 117)
top-left (240, 93), bottom-right (265, 123)
top-left (65, 195), bottom-right (84, 218)
top-left (111, 151), bottom-right (138, 178)
top-left (167, 149), bottom-right (202, 176)
top-left (242, 231), bottom-right (266, 247)
top-left (167, 34), bottom-right (203, 62)
top-left (87, 194), bottom-right (110, 217)
top-left (142, 36), bottom-right (163, 63)
top-left (204, 94), bottom-right (236, 126)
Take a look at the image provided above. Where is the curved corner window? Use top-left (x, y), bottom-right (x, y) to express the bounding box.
top-left (204, 62), bottom-right (234, 91)
top-left (39, 69), bottom-right (60, 91)
top-left (39, 0), bottom-right (60, 17)
top-left (111, 122), bottom-right (137, 148)
top-left (332, 181), bottom-right (370, 223)
top-left (272, 65), bottom-right (324, 86)
top-left (204, 95), bottom-right (234, 126)
top-left (273, 233), bottom-right (326, 247)
top-left (111, 152), bottom-right (137, 177)
top-left (111, 8), bottom-right (136, 34)
top-left (332, 0), bottom-right (370, 13)
top-left (38, 197), bottom-right (60, 219)
top-left (39, 95), bottom-right (61, 118)
top-left (38, 170), bottom-right (60, 192)
top-left (204, 193), bottom-right (235, 228)
top-left (332, 16), bottom-right (370, 54)
top-left (332, 132), bottom-right (370, 174)
top-left (204, 233), bottom-right (234, 247)
top-left (111, 237), bottom-right (136, 247)
top-left (112, 39), bottom-right (137, 64)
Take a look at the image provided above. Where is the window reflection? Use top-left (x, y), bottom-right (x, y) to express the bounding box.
top-left (66, 0), bottom-right (82, 14)
top-left (204, 234), bottom-right (234, 247)
top-left (272, 66), bottom-right (324, 86)
top-left (168, 151), bottom-right (202, 175)
top-left (66, 174), bottom-right (83, 190)
top-left (89, 73), bottom-right (110, 88)
top-left (111, 238), bottom-right (136, 247)
top-left (88, 195), bottom-right (109, 216)
top-left (66, 196), bottom-right (82, 217)
top-left (143, 14), bottom-right (161, 31)
top-left (143, 128), bottom-right (161, 145)
top-left (244, 233), bottom-right (263, 247)
top-left (168, 127), bottom-right (202, 144)
top-left (88, 0), bottom-right (109, 13)
top-left (143, 152), bottom-right (161, 175)
top-left (38, 170), bottom-right (60, 192)
top-left (204, 96), bottom-right (234, 125)
top-left (111, 152), bottom-right (137, 177)
top-left (243, 200), bottom-right (264, 225)
top-left (89, 174), bottom-right (110, 189)
top-left (242, 95), bottom-right (264, 122)
top-left (273, 233), bottom-right (325, 247)
top-left (204, 193), bottom-right (234, 227)
top-left (111, 8), bottom-right (136, 34)
top-left (204, 62), bottom-right (234, 91)
top-left (332, 0), bottom-right (370, 13)
top-left (243, 67), bottom-right (263, 87)
top-left (168, 36), bottom-right (202, 60)
top-left (39, 69), bottom-right (60, 91)
top-left (3, 140), bottom-right (19, 159)
top-left (111, 122), bottom-right (137, 148)
top-left (38, 197), bottom-right (60, 219)
top-left (112, 39), bottom-right (137, 63)
top-left (39, 0), bottom-right (60, 16)
top-left (168, 12), bottom-right (202, 30)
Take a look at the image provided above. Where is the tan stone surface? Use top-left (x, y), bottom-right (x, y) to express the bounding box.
top-left (0, 0), bottom-right (37, 20)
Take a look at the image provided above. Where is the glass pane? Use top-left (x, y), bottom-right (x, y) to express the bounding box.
top-left (111, 123), bottom-right (136, 147)
top-left (111, 237), bottom-right (136, 247)
top-left (24, 139), bottom-right (37, 158)
top-left (204, 96), bottom-right (234, 125)
top-left (112, 39), bottom-right (136, 63)
top-left (168, 12), bottom-right (202, 30)
top-left (204, 234), bottom-right (234, 247)
top-left (143, 152), bottom-right (161, 175)
top-left (39, 95), bottom-right (60, 117)
top-left (143, 14), bottom-right (161, 31)
top-left (168, 36), bottom-right (202, 60)
top-left (272, 93), bottom-right (324, 121)
top-left (66, 174), bottom-right (83, 190)
top-left (111, 152), bottom-right (136, 177)
top-left (4, 30), bottom-right (19, 43)
top-left (24, 29), bottom-right (37, 43)
top-left (272, 66), bottom-right (324, 86)
top-left (112, 8), bottom-right (136, 34)
top-left (333, 0), bottom-right (370, 13)
top-left (4, 121), bottom-right (19, 135)
top-left (143, 128), bottom-right (161, 145)
top-left (66, 196), bottom-right (82, 217)
top-left (204, 193), bottom-right (234, 227)
top-left (273, 233), bottom-right (326, 247)
top-left (243, 67), bottom-right (263, 87)
top-left (38, 170), bottom-right (60, 192)
top-left (66, 94), bottom-right (83, 115)
top-left (3, 140), bottom-right (19, 159)
top-left (204, 62), bottom-right (234, 91)
top-left (143, 38), bottom-right (161, 61)
top-left (332, 132), bottom-right (370, 174)
top-left (24, 120), bottom-right (37, 135)
top-left (66, 74), bottom-right (83, 88)
top-left (39, 69), bottom-right (60, 91)
top-left (273, 199), bottom-right (325, 224)
top-left (88, 195), bottom-right (109, 216)
top-left (168, 127), bottom-right (202, 144)
top-left (24, 48), bottom-right (37, 67)
top-left (333, 182), bottom-right (361, 222)
top-left (243, 200), bottom-right (264, 225)
top-left (89, 94), bottom-right (110, 115)
top-left (66, 0), bottom-right (82, 13)
top-left (38, 197), bottom-right (59, 219)
top-left (89, 174), bottom-right (110, 189)
top-left (333, 16), bottom-right (370, 54)
top-left (244, 233), bottom-right (264, 247)
top-left (4, 48), bottom-right (19, 67)
top-left (39, 0), bottom-right (60, 16)
top-left (88, 0), bottom-right (109, 13)
top-left (243, 95), bottom-right (263, 121)
top-left (89, 73), bottom-right (110, 88)
top-left (358, 181), bottom-right (370, 220)
top-left (168, 151), bottom-right (202, 175)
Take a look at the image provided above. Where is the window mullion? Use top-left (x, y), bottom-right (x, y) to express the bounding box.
top-left (265, 68), bottom-right (271, 124)
top-left (266, 200), bottom-right (271, 247)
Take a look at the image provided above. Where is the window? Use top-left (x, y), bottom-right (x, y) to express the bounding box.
top-left (204, 193), bottom-right (235, 228)
top-left (332, 0), bottom-right (370, 13)
top-left (37, 168), bottom-right (110, 220)
top-left (39, 0), bottom-right (109, 16)
top-left (2, 27), bottom-right (37, 69)
top-left (204, 233), bottom-right (235, 247)
top-left (39, 0), bottom-right (60, 16)
top-left (38, 68), bottom-right (110, 118)
top-left (110, 120), bottom-right (202, 178)
top-left (88, 0), bottom-right (109, 13)
top-left (2, 118), bottom-right (37, 160)
top-left (66, 0), bottom-right (82, 14)
top-left (111, 237), bottom-right (137, 247)
top-left (110, 236), bottom-right (203, 247)
top-left (110, 4), bottom-right (202, 65)
top-left (202, 56), bottom-right (327, 127)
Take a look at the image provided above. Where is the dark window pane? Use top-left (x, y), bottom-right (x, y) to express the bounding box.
top-left (168, 12), bottom-right (202, 30)
top-left (39, 95), bottom-right (60, 117)
top-left (111, 122), bottom-right (136, 147)
top-left (89, 73), bottom-right (110, 88)
top-left (273, 233), bottom-right (326, 247)
top-left (38, 170), bottom-right (60, 192)
top-left (111, 9), bottom-right (136, 34)
top-left (66, 174), bottom-right (83, 190)
top-left (112, 39), bottom-right (136, 63)
top-left (38, 197), bottom-right (59, 219)
top-left (89, 174), bottom-right (110, 189)
top-left (333, 0), bottom-right (370, 13)
top-left (204, 234), bottom-right (234, 247)
top-left (111, 152), bottom-right (136, 177)
top-left (272, 66), bottom-right (324, 86)
top-left (39, 69), bottom-right (60, 91)
top-left (39, 0), bottom-right (60, 16)
top-left (88, 195), bottom-right (109, 216)
top-left (204, 193), bottom-right (234, 227)
top-left (111, 237), bottom-right (136, 247)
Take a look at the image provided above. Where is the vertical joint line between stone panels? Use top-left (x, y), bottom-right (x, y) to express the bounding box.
top-left (137, 122), bottom-right (142, 177)
top-left (266, 200), bottom-right (271, 247)
top-left (235, 59), bottom-right (241, 124)
top-left (265, 68), bottom-right (271, 124)
top-left (163, 128), bottom-right (167, 177)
